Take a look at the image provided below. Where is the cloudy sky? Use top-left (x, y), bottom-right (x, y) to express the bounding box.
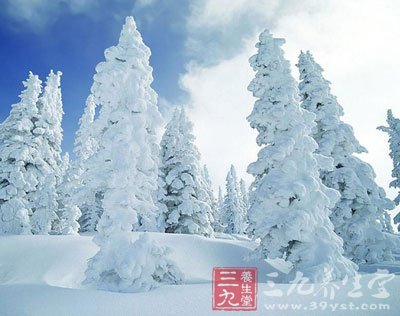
top-left (1, 0), bottom-right (400, 210)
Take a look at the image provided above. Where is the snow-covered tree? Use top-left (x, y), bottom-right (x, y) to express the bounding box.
top-left (201, 165), bottom-right (216, 212)
top-left (217, 186), bottom-right (224, 212)
top-left (74, 95), bottom-right (102, 232)
top-left (247, 30), bottom-right (356, 282)
top-left (298, 51), bottom-right (397, 263)
top-left (0, 72), bottom-right (42, 234)
top-left (239, 179), bottom-right (249, 215)
top-left (74, 95), bottom-right (97, 162)
top-left (83, 17), bottom-right (162, 290)
top-left (158, 107), bottom-right (213, 236)
top-left (57, 153), bottom-right (81, 235)
top-left (221, 165), bottom-right (245, 234)
top-left (30, 70), bottom-right (64, 234)
top-left (211, 186), bottom-right (225, 233)
top-left (85, 233), bottom-right (184, 292)
top-left (378, 109), bottom-right (400, 232)
top-left (201, 165), bottom-right (222, 231)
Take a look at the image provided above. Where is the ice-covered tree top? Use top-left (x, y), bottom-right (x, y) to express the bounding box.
top-left (91, 16), bottom-right (157, 118)
top-left (247, 30), bottom-right (316, 148)
top-left (74, 94), bottom-right (97, 161)
top-left (38, 70), bottom-right (63, 149)
top-left (297, 51), bottom-right (366, 159)
top-left (1, 72), bottom-right (41, 132)
top-left (16, 72), bottom-right (42, 117)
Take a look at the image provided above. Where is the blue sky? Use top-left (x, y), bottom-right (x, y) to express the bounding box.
top-left (1, 0), bottom-right (400, 200)
top-left (0, 0), bottom-right (193, 155)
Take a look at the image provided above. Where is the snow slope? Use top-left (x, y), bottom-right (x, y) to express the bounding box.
top-left (0, 233), bottom-right (399, 316)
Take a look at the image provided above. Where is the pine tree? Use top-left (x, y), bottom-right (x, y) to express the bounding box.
top-left (221, 165), bottom-right (244, 234)
top-left (74, 95), bottom-right (97, 162)
top-left (201, 165), bottom-right (216, 212)
top-left (201, 165), bottom-right (222, 232)
top-left (298, 51), bottom-right (396, 263)
top-left (212, 186), bottom-right (225, 233)
top-left (217, 186), bottom-right (224, 212)
top-left (30, 70), bottom-right (64, 234)
top-left (158, 108), bottom-right (213, 236)
top-left (239, 179), bottom-right (249, 213)
top-left (0, 72), bottom-right (42, 234)
top-left (57, 153), bottom-right (81, 235)
top-left (239, 179), bottom-right (249, 230)
top-left (74, 95), bottom-right (102, 232)
top-left (378, 109), bottom-right (400, 232)
top-left (247, 31), bottom-right (356, 282)
top-left (83, 17), bottom-right (162, 290)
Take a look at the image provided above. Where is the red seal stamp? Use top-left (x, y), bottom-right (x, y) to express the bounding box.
top-left (212, 267), bottom-right (257, 311)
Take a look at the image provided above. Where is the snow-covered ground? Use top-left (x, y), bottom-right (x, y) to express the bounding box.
top-left (0, 233), bottom-right (399, 316)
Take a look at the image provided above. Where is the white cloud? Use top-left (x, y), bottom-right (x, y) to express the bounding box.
top-left (180, 41), bottom-right (258, 190)
top-left (184, 0), bottom-right (324, 62)
top-left (182, 0), bottom-right (400, 208)
top-left (3, 0), bottom-right (98, 30)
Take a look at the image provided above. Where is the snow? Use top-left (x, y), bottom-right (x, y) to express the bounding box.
top-left (0, 233), bottom-right (400, 316)
top-left (246, 30), bottom-right (356, 282)
top-left (297, 51), bottom-right (397, 263)
top-left (221, 164), bottom-right (246, 234)
top-left (158, 107), bottom-right (213, 235)
top-left (378, 109), bottom-right (400, 232)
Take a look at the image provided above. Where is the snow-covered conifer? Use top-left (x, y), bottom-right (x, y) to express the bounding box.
top-left (247, 31), bottom-right (356, 282)
top-left (57, 153), bottom-right (81, 235)
top-left (211, 186), bottom-right (225, 233)
top-left (378, 109), bottom-right (400, 232)
top-left (74, 95), bottom-right (102, 232)
top-left (201, 165), bottom-right (216, 212)
top-left (0, 73), bottom-right (42, 234)
top-left (217, 186), bottom-right (224, 212)
top-left (158, 108), bottom-right (213, 236)
top-left (298, 51), bottom-right (396, 263)
top-left (74, 95), bottom-right (97, 162)
top-left (221, 165), bottom-right (244, 234)
top-left (30, 70), bottom-right (64, 234)
top-left (83, 17), bottom-right (162, 290)
top-left (201, 165), bottom-right (222, 231)
top-left (239, 179), bottom-right (249, 214)
top-left (85, 233), bottom-right (184, 292)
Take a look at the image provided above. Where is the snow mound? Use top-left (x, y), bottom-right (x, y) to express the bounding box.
top-left (0, 233), bottom-right (269, 289)
top-left (1, 233), bottom-right (400, 316)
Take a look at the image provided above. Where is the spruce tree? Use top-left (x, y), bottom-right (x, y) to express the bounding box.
top-left (201, 165), bottom-right (222, 232)
top-left (239, 178), bottom-right (249, 230)
top-left (212, 186), bottom-right (225, 233)
top-left (84, 17), bottom-right (163, 290)
top-left (239, 179), bottom-right (249, 214)
top-left (30, 70), bottom-right (64, 234)
top-left (247, 31), bottom-right (356, 282)
top-left (57, 153), bottom-right (81, 235)
top-left (74, 95), bottom-right (102, 232)
top-left (158, 108), bottom-right (213, 236)
top-left (221, 165), bottom-right (244, 234)
top-left (0, 72), bottom-right (42, 234)
top-left (298, 51), bottom-right (396, 263)
top-left (378, 109), bottom-right (400, 232)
